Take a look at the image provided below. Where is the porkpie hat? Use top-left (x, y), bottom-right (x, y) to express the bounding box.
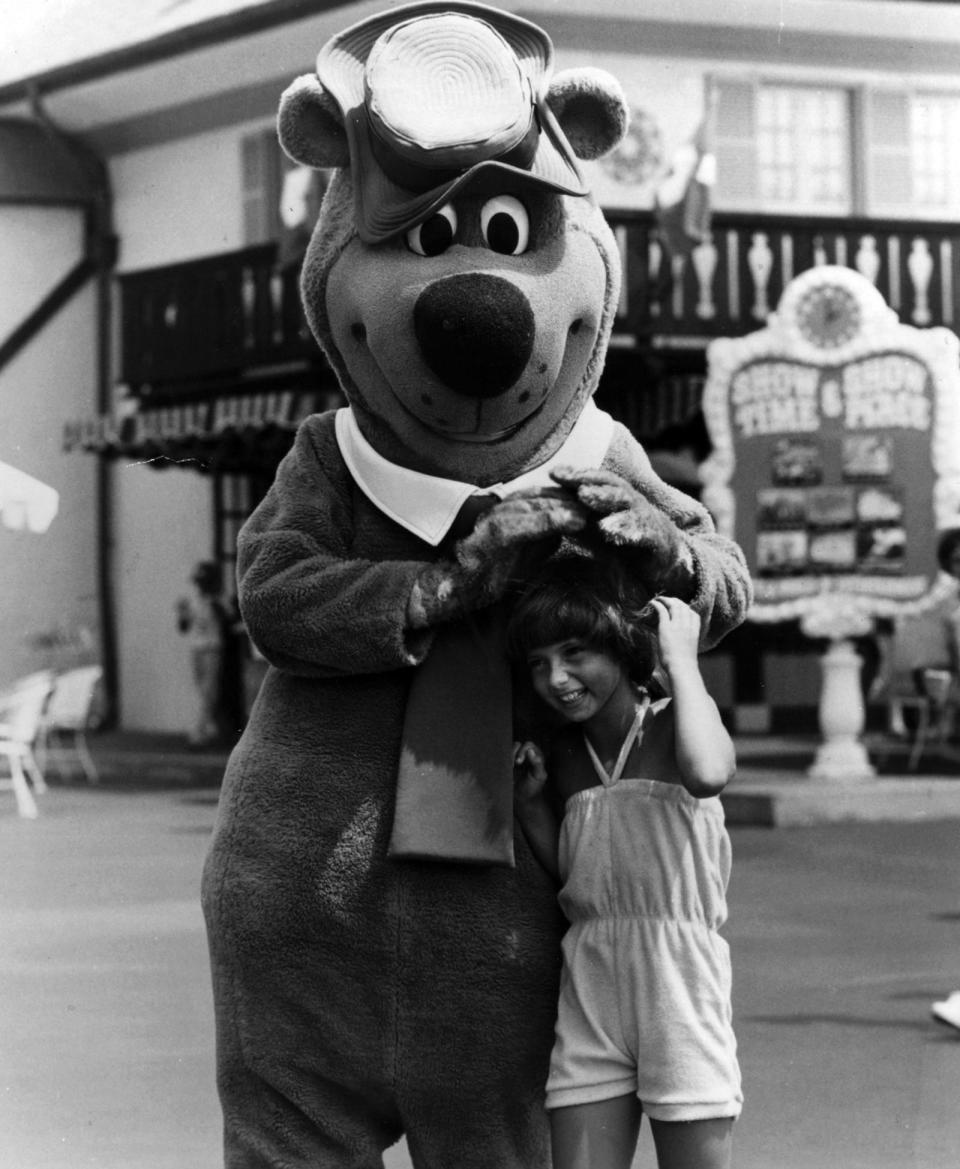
top-left (315, 0), bottom-right (588, 243)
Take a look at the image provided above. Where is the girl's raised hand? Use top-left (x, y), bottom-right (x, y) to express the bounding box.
top-left (650, 596), bottom-right (701, 676)
top-left (513, 740), bottom-right (548, 804)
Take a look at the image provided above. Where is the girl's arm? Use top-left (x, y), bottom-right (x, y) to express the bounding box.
top-left (513, 742), bottom-right (561, 879)
top-left (651, 596), bottom-right (736, 797)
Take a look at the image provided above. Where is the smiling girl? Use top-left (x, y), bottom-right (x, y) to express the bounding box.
top-left (508, 555), bottom-right (742, 1169)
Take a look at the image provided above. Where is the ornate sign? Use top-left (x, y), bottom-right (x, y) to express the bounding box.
top-left (701, 265), bottom-right (960, 627)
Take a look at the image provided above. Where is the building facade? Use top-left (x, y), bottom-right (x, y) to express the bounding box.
top-left (3, 0), bottom-right (960, 734)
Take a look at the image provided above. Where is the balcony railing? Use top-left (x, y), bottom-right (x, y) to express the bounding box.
top-left (118, 211), bottom-right (960, 396)
top-left (610, 209), bottom-right (960, 343)
top-left (119, 245), bottom-right (315, 394)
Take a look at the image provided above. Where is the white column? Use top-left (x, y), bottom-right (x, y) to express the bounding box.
top-left (801, 605), bottom-right (876, 782)
top-left (807, 638), bottom-right (876, 781)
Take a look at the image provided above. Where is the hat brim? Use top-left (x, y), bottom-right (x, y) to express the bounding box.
top-left (346, 100), bottom-right (587, 244)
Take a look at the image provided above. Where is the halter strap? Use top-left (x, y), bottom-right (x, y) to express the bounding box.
top-left (583, 695), bottom-right (651, 788)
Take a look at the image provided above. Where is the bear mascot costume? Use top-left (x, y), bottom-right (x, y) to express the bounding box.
top-left (202, 3), bottom-right (751, 1166)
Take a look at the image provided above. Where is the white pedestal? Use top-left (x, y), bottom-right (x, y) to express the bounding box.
top-left (807, 637), bottom-right (876, 782)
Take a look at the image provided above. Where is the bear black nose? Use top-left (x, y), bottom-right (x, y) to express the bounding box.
top-left (413, 274), bottom-right (535, 398)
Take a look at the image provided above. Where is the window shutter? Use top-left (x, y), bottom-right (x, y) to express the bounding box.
top-left (864, 89), bottom-right (913, 213)
top-left (241, 129), bottom-right (281, 245)
top-left (712, 78), bottom-right (758, 208)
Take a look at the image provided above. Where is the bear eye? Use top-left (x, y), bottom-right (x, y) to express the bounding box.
top-left (406, 205), bottom-right (458, 256)
top-left (480, 196), bottom-right (529, 255)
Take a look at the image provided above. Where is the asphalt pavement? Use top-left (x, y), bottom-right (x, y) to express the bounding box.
top-left (2, 745), bottom-right (959, 1169)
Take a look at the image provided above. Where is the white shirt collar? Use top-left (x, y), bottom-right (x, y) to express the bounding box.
top-left (334, 400), bottom-right (614, 546)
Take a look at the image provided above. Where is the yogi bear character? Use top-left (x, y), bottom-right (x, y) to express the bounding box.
top-left (201, 4), bottom-right (752, 1167)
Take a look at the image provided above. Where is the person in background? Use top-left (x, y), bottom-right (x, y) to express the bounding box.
top-left (872, 528), bottom-right (960, 737)
top-left (509, 555), bottom-right (741, 1169)
top-left (936, 527), bottom-right (960, 669)
top-left (176, 560), bottom-right (235, 748)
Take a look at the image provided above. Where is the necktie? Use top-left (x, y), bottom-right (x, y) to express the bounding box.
top-left (390, 494), bottom-right (516, 866)
top-left (439, 492), bottom-right (500, 552)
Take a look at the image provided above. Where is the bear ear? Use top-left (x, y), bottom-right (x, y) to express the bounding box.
top-left (277, 74), bottom-right (351, 170)
top-left (546, 68), bottom-right (629, 161)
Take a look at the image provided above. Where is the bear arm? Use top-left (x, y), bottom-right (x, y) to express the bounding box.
top-left (237, 422), bottom-right (436, 676)
top-left (604, 425), bottom-right (753, 649)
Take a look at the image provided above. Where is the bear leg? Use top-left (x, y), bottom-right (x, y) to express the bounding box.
top-left (214, 1049), bottom-right (403, 1168)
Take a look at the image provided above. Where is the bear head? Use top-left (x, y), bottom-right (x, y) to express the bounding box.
top-left (278, 0), bottom-right (629, 486)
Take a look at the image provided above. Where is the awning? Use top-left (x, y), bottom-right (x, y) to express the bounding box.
top-left (62, 387), bottom-right (344, 473)
top-left (0, 117), bottom-right (114, 377)
top-left (0, 118), bottom-right (103, 205)
top-left (0, 460), bottom-right (59, 533)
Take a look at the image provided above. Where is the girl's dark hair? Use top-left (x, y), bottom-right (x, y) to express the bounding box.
top-left (506, 554), bottom-right (657, 684)
top-left (937, 528), bottom-right (960, 574)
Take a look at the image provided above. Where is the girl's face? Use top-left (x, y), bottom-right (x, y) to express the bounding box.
top-left (526, 638), bottom-right (628, 723)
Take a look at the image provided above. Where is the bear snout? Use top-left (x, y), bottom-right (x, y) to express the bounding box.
top-left (413, 274), bottom-right (535, 399)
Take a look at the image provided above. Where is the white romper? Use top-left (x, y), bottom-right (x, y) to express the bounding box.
top-left (545, 698), bottom-right (743, 1121)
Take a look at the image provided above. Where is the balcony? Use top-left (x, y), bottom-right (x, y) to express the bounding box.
top-left (613, 209), bottom-right (960, 346)
top-left (118, 245), bottom-right (317, 399)
top-left (117, 211), bottom-right (960, 399)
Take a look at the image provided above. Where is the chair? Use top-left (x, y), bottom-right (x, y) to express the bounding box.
top-left (36, 665), bottom-right (103, 784)
top-left (0, 671), bottom-right (55, 818)
top-left (872, 609), bottom-right (958, 761)
top-left (903, 668), bottom-right (959, 772)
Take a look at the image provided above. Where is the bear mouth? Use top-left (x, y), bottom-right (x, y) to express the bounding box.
top-left (399, 390), bottom-right (543, 443)
top-left (434, 421), bottom-right (526, 443)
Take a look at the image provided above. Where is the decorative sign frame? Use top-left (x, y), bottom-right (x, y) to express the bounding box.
top-left (700, 265), bottom-right (960, 632)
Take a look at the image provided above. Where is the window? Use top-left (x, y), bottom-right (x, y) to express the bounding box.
top-left (757, 86), bottom-right (848, 211)
top-left (241, 129), bottom-right (283, 246)
top-left (714, 78), bottom-right (960, 220)
top-left (864, 89), bottom-right (960, 217)
top-left (241, 128), bottom-right (326, 262)
top-left (714, 79), bottom-right (852, 215)
top-left (907, 93), bottom-right (960, 214)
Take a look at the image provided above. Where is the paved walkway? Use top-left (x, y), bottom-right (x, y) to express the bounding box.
top-left (1, 735), bottom-right (959, 1167)
top-left (728, 731), bottom-right (960, 826)
top-left (78, 725), bottom-right (960, 827)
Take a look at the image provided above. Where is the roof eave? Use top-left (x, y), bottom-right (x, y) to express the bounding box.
top-left (0, 0), bottom-right (347, 107)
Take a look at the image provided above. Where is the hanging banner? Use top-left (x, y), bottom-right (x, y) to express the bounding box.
top-left (700, 265), bottom-right (960, 624)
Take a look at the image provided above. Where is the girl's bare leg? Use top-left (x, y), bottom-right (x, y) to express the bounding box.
top-left (550, 1095), bottom-right (643, 1169)
top-left (649, 1117), bottom-right (733, 1169)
